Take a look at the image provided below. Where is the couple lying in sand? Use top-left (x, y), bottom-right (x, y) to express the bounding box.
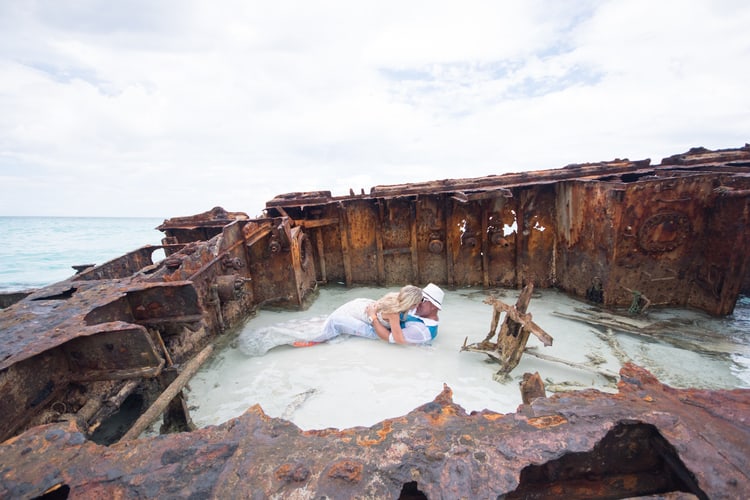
top-left (238, 284), bottom-right (444, 356)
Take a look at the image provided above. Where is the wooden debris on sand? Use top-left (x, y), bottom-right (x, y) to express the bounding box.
top-left (461, 283), bottom-right (554, 381)
top-left (519, 372), bottom-right (546, 404)
top-left (553, 307), bottom-right (740, 356)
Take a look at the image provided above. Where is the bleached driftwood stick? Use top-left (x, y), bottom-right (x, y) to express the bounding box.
top-left (523, 347), bottom-right (619, 383)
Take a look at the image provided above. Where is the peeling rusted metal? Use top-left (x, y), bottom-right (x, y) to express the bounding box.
top-left (0, 145), bottom-right (749, 497)
top-left (0, 365), bottom-right (747, 498)
top-left (265, 145), bottom-right (750, 315)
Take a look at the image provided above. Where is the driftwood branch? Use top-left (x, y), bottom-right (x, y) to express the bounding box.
top-left (462, 284), bottom-right (555, 380)
top-left (120, 344), bottom-right (213, 441)
top-left (523, 347), bottom-right (619, 383)
top-left (483, 296), bottom-right (553, 347)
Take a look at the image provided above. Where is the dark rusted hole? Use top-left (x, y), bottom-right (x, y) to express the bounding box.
top-left (33, 484), bottom-right (70, 499)
top-left (90, 393), bottom-right (145, 445)
top-left (399, 481), bottom-right (428, 499)
top-left (32, 287), bottom-right (77, 300)
top-left (505, 422), bottom-right (707, 500)
top-left (620, 172), bottom-right (646, 182)
top-left (30, 381), bottom-right (55, 407)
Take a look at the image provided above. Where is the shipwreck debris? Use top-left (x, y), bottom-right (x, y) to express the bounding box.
top-left (120, 344), bottom-right (213, 441)
top-left (523, 346), bottom-right (620, 383)
top-left (553, 307), bottom-right (742, 356)
top-left (519, 371), bottom-right (546, 404)
top-left (0, 365), bottom-right (745, 498)
top-left (0, 144), bottom-right (749, 496)
top-left (461, 283), bottom-right (554, 381)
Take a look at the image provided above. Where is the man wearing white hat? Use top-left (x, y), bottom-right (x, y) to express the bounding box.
top-left (367, 282), bottom-right (444, 344)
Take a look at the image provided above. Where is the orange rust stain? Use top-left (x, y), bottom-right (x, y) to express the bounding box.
top-left (275, 463), bottom-right (293, 481)
top-left (275, 462), bottom-right (310, 483)
top-left (327, 459), bottom-right (363, 483)
top-left (643, 395), bottom-right (654, 402)
top-left (304, 428), bottom-right (347, 438)
top-left (246, 404), bottom-right (272, 422)
top-left (526, 414), bottom-right (568, 429)
top-left (482, 413), bottom-right (505, 422)
top-left (356, 420), bottom-right (393, 446)
top-left (460, 434), bottom-right (474, 444)
top-left (429, 405), bottom-right (461, 424)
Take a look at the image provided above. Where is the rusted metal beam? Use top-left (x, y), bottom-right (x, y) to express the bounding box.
top-left (515, 190), bottom-right (526, 287)
top-left (314, 229), bottom-right (327, 283)
top-left (481, 200), bottom-right (490, 288)
top-left (410, 201), bottom-right (419, 283)
top-left (445, 198), bottom-right (456, 288)
top-left (120, 344), bottom-right (213, 441)
top-left (296, 217), bottom-right (339, 228)
top-left (374, 201), bottom-right (385, 285)
top-left (337, 204), bottom-right (353, 286)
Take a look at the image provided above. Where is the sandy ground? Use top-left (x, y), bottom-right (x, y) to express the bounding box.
top-left (185, 286), bottom-right (750, 431)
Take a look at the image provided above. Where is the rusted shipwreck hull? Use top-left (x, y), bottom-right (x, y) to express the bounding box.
top-left (1, 145), bottom-right (749, 498)
top-left (2, 364), bottom-right (748, 499)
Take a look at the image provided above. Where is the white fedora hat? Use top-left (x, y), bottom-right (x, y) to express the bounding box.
top-left (422, 283), bottom-right (444, 310)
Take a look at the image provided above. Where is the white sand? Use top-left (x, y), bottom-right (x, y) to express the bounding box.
top-left (185, 286), bottom-right (750, 431)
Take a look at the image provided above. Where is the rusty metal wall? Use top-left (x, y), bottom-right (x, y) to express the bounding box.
top-left (265, 154), bottom-right (749, 315)
top-left (555, 180), bottom-right (619, 302)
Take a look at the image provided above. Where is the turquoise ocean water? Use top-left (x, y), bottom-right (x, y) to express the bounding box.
top-left (0, 216), bottom-right (165, 292)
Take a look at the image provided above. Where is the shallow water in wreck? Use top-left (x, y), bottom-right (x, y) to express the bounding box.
top-left (186, 286), bottom-right (750, 431)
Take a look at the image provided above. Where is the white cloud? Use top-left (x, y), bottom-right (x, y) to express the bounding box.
top-left (0, 0), bottom-right (748, 217)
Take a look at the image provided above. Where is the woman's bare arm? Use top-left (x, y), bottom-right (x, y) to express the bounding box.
top-left (366, 304), bottom-right (407, 344)
top-left (381, 312), bottom-right (407, 344)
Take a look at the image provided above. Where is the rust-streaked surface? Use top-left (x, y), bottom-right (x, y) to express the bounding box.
top-left (0, 209), bottom-right (318, 443)
top-left (1, 364), bottom-right (747, 498)
top-left (0, 145), bottom-right (748, 496)
top-left (266, 145), bottom-right (750, 315)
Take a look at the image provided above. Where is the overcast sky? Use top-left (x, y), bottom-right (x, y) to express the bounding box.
top-left (1, 1), bottom-right (748, 218)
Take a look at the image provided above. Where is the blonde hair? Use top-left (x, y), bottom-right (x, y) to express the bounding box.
top-left (374, 285), bottom-right (422, 315)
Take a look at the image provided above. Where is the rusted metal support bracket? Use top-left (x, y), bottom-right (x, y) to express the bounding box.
top-left (296, 217), bottom-right (339, 228)
top-left (314, 229), bottom-right (327, 283)
top-left (296, 218), bottom-right (339, 285)
top-left (152, 328), bottom-right (174, 366)
top-left (410, 200), bottom-right (419, 283)
top-left (187, 230), bottom-right (249, 281)
top-left (481, 200), bottom-right (490, 288)
top-left (375, 201), bottom-right (386, 285)
top-left (337, 204), bottom-right (353, 286)
top-left (244, 222), bottom-right (273, 247)
top-left (445, 198), bottom-right (456, 288)
top-left (515, 191), bottom-right (526, 288)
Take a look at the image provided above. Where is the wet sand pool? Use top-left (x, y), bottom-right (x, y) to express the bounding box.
top-left (185, 286), bottom-right (750, 431)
